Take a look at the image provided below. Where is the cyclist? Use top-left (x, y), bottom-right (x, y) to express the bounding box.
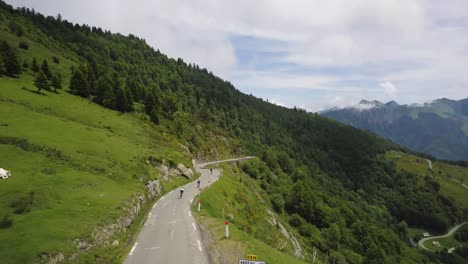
top-left (197, 179), bottom-right (200, 188)
top-left (180, 187), bottom-right (184, 198)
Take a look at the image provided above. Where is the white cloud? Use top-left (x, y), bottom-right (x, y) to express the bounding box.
top-left (6, 0), bottom-right (468, 109)
top-left (380, 81), bottom-right (397, 98)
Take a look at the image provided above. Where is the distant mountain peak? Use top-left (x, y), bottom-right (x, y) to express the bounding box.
top-left (351, 99), bottom-right (383, 110)
top-left (321, 97), bottom-right (468, 161)
top-left (385, 100), bottom-right (399, 107)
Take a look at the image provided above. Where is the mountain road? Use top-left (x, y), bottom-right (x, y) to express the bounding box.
top-left (418, 222), bottom-right (468, 251)
top-left (123, 157), bottom-right (254, 264)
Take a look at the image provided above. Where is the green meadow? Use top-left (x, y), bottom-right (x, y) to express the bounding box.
top-left (386, 151), bottom-right (468, 209)
top-left (0, 76), bottom-right (191, 262)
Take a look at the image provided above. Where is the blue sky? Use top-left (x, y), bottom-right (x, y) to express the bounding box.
top-left (7, 0), bottom-right (468, 111)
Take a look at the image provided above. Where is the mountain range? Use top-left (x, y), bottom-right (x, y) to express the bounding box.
top-left (322, 98), bottom-right (468, 161)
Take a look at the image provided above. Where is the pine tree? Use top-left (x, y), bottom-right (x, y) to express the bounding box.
top-left (149, 109), bottom-right (160, 124)
top-left (115, 87), bottom-right (129, 112)
top-left (144, 92), bottom-right (157, 115)
top-left (41, 60), bottom-right (51, 79)
top-left (51, 73), bottom-right (62, 93)
top-left (0, 41), bottom-right (21, 76)
top-left (124, 87), bottom-right (134, 111)
top-left (31, 58), bottom-right (39, 73)
top-left (69, 69), bottom-right (90, 98)
top-left (34, 70), bottom-right (48, 92)
top-left (95, 75), bottom-right (115, 108)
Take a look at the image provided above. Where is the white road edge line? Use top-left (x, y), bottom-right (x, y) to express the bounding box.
top-left (152, 203), bottom-right (156, 209)
top-left (149, 212), bottom-right (152, 217)
top-left (192, 222), bottom-right (197, 231)
top-left (189, 211), bottom-right (192, 217)
top-left (197, 240), bottom-right (202, 252)
top-left (129, 243), bottom-right (138, 255)
top-left (190, 198), bottom-right (193, 203)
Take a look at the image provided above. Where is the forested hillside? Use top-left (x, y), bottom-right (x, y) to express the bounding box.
top-left (1, 1), bottom-right (467, 263)
top-left (322, 99), bottom-right (468, 161)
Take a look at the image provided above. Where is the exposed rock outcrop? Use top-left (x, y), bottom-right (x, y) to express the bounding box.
top-left (158, 163), bottom-right (194, 180)
top-left (146, 179), bottom-right (161, 197)
top-left (177, 163), bottom-right (193, 179)
top-left (267, 210), bottom-right (303, 258)
top-left (43, 253), bottom-right (64, 264)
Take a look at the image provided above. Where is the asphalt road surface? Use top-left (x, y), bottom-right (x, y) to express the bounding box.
top-left (124, 157), bottom-right (254, 264)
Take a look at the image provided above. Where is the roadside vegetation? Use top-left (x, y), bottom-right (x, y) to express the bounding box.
top-left (195, 162), bottom-right (307, 264)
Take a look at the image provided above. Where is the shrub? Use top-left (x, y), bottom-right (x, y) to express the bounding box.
top-left (18, 40), bottom-right (29, 50)
top-left (10, 192), bottom-right (35, 214)
top-left (289, 213), bottom-right (304, 227)
top-left (7, 20), bottom-right (24, 36)
top-left (454, 243), bottom-right (468, 259)
top-left (0, 214), bottom-right (13, 229)
top-left (168, 159), bottom-right (177, 169)
top-left (270, 193), bottom-right (285, 213)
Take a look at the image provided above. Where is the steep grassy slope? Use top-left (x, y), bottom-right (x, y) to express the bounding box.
top-left (195, 162), bottom-right (307, 264)
top-left (387, 151), bottom-right (468, 209)
top-left (0, 78), bottom-right (192, 262)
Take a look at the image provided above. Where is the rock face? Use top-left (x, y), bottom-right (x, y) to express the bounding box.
top-left (267, 210), bottom-right (303, 258)
top-left (158, 163), bottom-right (194, 180)
top-left (45, 253), bottom-right (64, 264)
top-left (146, 179), bottom-right (161, 197)
top-left (177, 163), bottom-right (194, 179)
top-left (158, 164), bottom-right (170, 181)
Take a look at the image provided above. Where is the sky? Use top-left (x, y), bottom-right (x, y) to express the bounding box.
top-left (6, 0), bottom-right (468, 111)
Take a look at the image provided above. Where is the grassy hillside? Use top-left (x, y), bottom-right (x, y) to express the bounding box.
top-left (387, 151), bottom-right (468, 210)
top-left (195, 161), bottom-right (307, 264)
top-left (0, 76), bottom-right (192, 262)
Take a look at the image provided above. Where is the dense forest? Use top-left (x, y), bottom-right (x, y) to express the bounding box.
top-left (1, 1), bottom-right (467, 263)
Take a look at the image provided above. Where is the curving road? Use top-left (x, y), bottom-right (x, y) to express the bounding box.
top-left (123, 157), bottom-right (254, 264)
top-left (418, 222), bottom-right (468, 251)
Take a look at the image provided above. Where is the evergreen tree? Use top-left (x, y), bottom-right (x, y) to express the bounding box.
top-left (144, 92), bottom-right (157, 115)
top-left (34, 70), bottom-right (48, 92)
top-left (69, 69), bottom-right (90, 98)
top-left (0, 41), bottom-right (21, 76)
top-left (102, 91), bottom-right (116, 109)
top-left (115, 87), bottom-right (129, 112)
top-left (125, 87), bottom-right (134, 111)
top-left (149, 108), bottom-right (160, 124)
top-left (162, 93), bottom-right (178, 118)
top-left (7, 20), bottom-right (24, 36)
top-left (85, 63), bottom-right (96, 94)
top-left (95, 75), bottom-right (113, 105)
top-left (41, 59), bottom-right (51, 79)
top-left (51, 73), bottom-right (62, 93)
